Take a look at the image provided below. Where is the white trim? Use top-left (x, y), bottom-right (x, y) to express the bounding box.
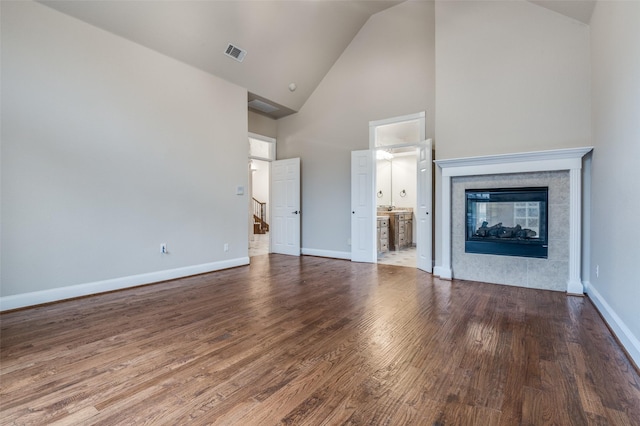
top-left (248, 155), bottom-right (274, 162)
top-left (581, 154), bottom-right (592, 283)
top-left (0, 257), bottom-right (250, 312)
top-left (369, 111), bottom-right (426, 150)
top-left (374, 143), bottom-right (421, 153)
top-left (438, 174), bottom-right (452, 280)
top-left (248, 132), bottom-right (276, 144)
top-left (302, 248), bottom-right (351, 260)
top-left (435, 147), bottom-right (593, 294)
top-left (433, 266), bottom-right (452, 280)
top-left (585, 282), bottom-right (640, 368)
top-left (439, 157), bottom-right (583, 178)
top-left (369, 111), bottom-right (425, 129)
top-left (248, 132), bottom-right (276, 162)
top-left (434, 147), bottom-right (593, 172)
top-left (567, 168), bottom-right (583, 294)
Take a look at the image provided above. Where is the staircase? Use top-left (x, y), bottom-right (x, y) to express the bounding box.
top-left (252, 197), bottom-right (269, 234)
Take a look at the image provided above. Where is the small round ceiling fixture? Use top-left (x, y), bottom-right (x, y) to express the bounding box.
top-left (288, 83), bottom-right (297, 92)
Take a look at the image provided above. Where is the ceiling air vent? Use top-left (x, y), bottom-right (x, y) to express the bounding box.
top-left (224, 43), bottom-right (247, 62)
top-left (248, 99), bottom-right (279, 114)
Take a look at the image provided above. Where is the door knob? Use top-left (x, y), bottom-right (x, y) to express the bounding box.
top-left (292, 210), bottom-right (300, 214)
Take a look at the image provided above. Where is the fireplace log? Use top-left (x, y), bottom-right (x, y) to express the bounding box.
top-left (498, 225), bottom-right (519, 238)
top-left (473, 222), bottom-right (537, 240)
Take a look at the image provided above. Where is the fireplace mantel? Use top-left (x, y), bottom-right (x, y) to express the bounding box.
top-left (434, 147), bottom-right (593, 294)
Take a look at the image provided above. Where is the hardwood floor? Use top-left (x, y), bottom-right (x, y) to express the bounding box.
top-left (1, 254), bottom-right (639, 425)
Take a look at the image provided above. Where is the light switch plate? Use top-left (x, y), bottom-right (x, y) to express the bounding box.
top-left (236, 185), bottom-right (244, 195)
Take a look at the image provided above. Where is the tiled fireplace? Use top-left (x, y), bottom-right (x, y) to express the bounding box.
top-left (452, 171), bottom-right (567, 291)
top-left (435, 147), bottom-right (592, 293)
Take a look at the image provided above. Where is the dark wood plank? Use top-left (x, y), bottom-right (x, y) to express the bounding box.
top-left (1, 254), bottom-right (639, 425)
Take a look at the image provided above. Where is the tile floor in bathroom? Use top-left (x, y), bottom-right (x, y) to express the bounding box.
top-left (377, 246), bottom-right (416, 268)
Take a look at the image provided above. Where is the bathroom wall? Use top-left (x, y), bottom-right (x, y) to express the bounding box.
top-left (390, 154), bottom-right (417, 210)
top-left (376, 159), bottom-right (392, 206)
top-left (376, 154), bottom-right (417, 209)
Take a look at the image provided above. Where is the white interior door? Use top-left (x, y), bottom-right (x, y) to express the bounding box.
top-left (416, 140), bottom-right (433, 272)
top-left (351, 150), bottom-right (376, 263)
top-left (271, 158), bottom-right (300, 256)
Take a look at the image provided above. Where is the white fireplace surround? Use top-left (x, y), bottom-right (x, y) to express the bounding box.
top-left (434, 147), bottom-right (593, 294)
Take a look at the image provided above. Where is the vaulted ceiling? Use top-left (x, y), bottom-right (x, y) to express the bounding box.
top-left (38, 0), bottom-right (596, 119)
top-left (39, 0), bottom-right (403, 118)
top-left (530, 0), bottom-right (596, 25)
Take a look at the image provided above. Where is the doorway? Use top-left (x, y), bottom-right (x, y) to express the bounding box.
top-left (248, 133), bottom-right (276, 258)
top-left (249, 158), bottom-right (270, 257)
top-left (351, 112), bottom-right (432, 272)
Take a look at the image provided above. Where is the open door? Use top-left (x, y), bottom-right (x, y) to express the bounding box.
top-left (271, 158), bottom-right (300, 256)
top-left (351, 150), bottom-right (376, 263)
top-left (416, 140), bottom-right (433, 272)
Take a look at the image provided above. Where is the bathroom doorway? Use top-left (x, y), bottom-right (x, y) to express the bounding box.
top-left (376, 147), bottom-right (418, 267)
top-left (370, 112), bottom-right (432, 271)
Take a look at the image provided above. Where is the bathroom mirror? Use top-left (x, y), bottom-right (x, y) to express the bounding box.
top-left (376, 148), bottom-right (417, 210)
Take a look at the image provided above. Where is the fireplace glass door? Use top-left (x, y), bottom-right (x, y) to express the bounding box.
top-left (465, 187), bottom-right (548, 258)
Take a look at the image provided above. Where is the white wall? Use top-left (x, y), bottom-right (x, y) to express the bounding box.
top-left (389, 154), bottom-right (417, 210)
top-left (277, 0), bottom-right (435, 256)
top-left (376, 160), bottom-right (392, 206)
top-left (1, 2), bottom-right (249, 306)
top-left (588, 0), bottom-right (640, 365)
top-left (434, 0), bottom-right (591, 273)
top-left (435, 0), bottom-right (591, 160)
top-left (248, 111), bottom-right (277, 139)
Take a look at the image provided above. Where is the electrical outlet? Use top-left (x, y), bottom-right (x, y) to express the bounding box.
top-left (160, 243), bottom-right (167, 254)
top-left (347, 237), bottom-right (351, 246)
top-left (596, 264), bottom-right (599, 278)
top-left (224, 243), bottom-right (229, 252)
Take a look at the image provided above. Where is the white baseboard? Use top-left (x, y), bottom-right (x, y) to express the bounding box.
top-left (567, 278), bottom-right (585, 295)
top-left (433, 265), bottom-right (452, 279)
top-left (585, 281), bottom-right (640, 368)
top-left (301, 248), bottom-right (351, 260)
top-left (0, 257), bottom-right (250, 312)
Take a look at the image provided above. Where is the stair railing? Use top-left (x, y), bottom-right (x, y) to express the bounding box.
top-left (252, 197), bottom-right (268, 233)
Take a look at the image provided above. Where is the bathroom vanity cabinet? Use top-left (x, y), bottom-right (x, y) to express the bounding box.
top-left (377, 216), bottom-right (389, 254)
top-left (379, 211), bottom-right (413, 251)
